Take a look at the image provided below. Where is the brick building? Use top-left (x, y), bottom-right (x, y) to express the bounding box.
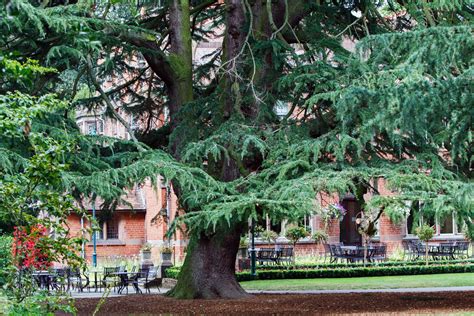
top-left (67, 21), bottom-right (465, 265)
top-left (254, 180), bottom-right (466, 257)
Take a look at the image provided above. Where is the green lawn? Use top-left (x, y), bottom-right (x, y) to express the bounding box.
top-left (240, 273), bottom-right (474, 291)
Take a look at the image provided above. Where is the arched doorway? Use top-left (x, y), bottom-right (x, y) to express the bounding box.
top-left (339, 195), bottom-right (362, 245)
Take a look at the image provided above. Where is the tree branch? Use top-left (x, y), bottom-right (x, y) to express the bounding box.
top-left (86, 56), bottom-right (146, 152)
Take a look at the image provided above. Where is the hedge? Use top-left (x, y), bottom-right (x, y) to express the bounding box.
top-left (236, 264), bottom-right (474, 281)
top-left (166, 264), bottom-right (474, 281)
top-left (255, 259), bottom-right (474, 270)
top-left (0, 235), bottom-right (13, 285)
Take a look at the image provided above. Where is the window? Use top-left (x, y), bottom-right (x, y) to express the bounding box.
top-left (406, 202), bottom-right (418, 235)
top-left (270, 221), bottom-right (282, 234)
top-left (106, 218), bottom-right (119, 239)
top-left (423, 216), bottom-right (436, 228)
top-left (87, 122), bottom-right (97, 135)
top-left (440, 213), bottom-right (455, 235)
top-left (94, 217), bottom-right (119, 240)
top-left (373, 217), bottom-right (380, 238)
top-left (406, 209), bottom-right (415, 235)
top-left (274, 100), bottom-right (289, 119)
top-left (405, 201), bottom-right (458, 236)
top-left (298, 215), bottom-right (313, 234)
top-left (86, 120), bottom-right (104, 135)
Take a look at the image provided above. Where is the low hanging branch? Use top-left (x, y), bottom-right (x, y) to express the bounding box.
top-left (85, 55), bottom-right (146, 152)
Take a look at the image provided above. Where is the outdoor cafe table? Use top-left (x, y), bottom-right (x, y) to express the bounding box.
top-left (88, 267), bottom-right (102, 292)
top-left (340, 245), bottom-right (377, 262)
top-left (421, 242), bottom-right (458, 259)
top-left (113, 271), bottom-right (142, 294)
top-left (32, 270), bottom-right (52, 291)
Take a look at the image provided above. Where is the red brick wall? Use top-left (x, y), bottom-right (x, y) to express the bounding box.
top-left (67, 212), bottom-right (146, 262)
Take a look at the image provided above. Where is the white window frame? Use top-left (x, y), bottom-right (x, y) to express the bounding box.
top-left (93, 218), bottom-right (120, 241)
top-left (438, 212), bottom-right (457, 236)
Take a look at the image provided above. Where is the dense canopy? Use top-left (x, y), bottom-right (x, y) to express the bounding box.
top-left (0, 0), bottom-right (473, 298)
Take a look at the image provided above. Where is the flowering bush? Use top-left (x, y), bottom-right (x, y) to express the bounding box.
top-left (321, 203), bottom-right (347, 223)
top-left (11, 225), bottom-right (52, 270)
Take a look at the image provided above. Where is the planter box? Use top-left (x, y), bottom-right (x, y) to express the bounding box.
top-left (161, 253), bottom-right (172, 262)
top-left (141, 250), bottom-right (152, 260)
top-left (238, 247), bottom-right (248, 258)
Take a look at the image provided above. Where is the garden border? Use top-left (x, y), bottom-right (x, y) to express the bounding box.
top-left (166, 263), bottom-right (474, 281)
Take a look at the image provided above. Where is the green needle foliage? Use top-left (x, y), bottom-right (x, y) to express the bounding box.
top-left (0, 0), bottom-right (472, 298)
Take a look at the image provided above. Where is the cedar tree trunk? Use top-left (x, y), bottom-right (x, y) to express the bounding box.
top-left (167, 225), bottom-right (250, 299)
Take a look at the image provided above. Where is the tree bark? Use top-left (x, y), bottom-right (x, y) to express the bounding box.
top-left (167, 224), bottom-right (250, 299)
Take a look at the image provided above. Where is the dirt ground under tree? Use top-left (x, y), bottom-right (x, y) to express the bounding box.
top-left (72, 292), bottom-right (474, 315)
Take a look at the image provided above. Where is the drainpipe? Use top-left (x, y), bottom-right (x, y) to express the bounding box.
top-left (250, 219), bottom-right (256, 277)
top-left (165, 182), bottom-right (175, 265)
top-left (92, 200), bottom-right (97, 268)
top-left (80, 216), bottom-right (85, 259)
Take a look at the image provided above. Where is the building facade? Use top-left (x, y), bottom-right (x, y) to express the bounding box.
top-left (67, 21), bottom-right (465, 266)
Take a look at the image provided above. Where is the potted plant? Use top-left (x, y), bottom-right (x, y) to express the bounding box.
top-left (254, 225), bottom-right (265, 237)
top-left (161, 246), bottom-right (173, 262)
top-left (312, 231), bottom-right (328, 245)
top-left (285, 226), bottom-right (309, 263)
top-left (238, 235), bottom-right (249, 258)
top-left (140, 243), bottom-right (152, 260)
top-left (260, 230), bottom-right (278, 248)
top-left (415, 224), bottom-right (435, 266)
top-left (463, 225), bottom-right (474, 258)
top-left (312, 230), bottom-right (328, 257)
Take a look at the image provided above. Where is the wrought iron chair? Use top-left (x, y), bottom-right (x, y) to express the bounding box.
top-left (438, 243), bottom-right (456, 260)
top-left (402, 240), bottom-right (415, 260)
top-left (323, 243), bottom-right (334, 263)
top-left (455, 241), bottom-right (469, 259)
top-left (333, 244), bottom-right (350, 263)
top-left (371, 244), bottom-right (387, 262)
top-left (119, 267), bottom-right (149, 294)
top-left (49, 268), bottom-right (71, 292)
top-left (257, 248), bottom-right (278, 265)
top-left (277, 247), bottom-right (294, 265)
top-left (102, 266), bottom-right (120, 291)
top-left (68, 267), bottom-right (89, 292)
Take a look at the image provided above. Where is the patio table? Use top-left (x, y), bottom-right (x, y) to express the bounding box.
top-left (88, 267), bottom-right (102, 292)
top-left (339, 245), bottom-right (378, 262)
top-left (113, 271), bottom-right (141, 294)
top-left (32, 270), bottom-right (52, 291)
top-left (420, 243), bottom-right (458, 260)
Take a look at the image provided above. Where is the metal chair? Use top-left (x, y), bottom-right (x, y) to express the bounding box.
top-left (49, 268), bottom-right (69, 292)
top-left (257, 248), bottom-right (278, 265)
top-left (277, 247), bottom-right (294, 265)
top-left (455, 241), bottom-right (469, 259)
top-left (322, 243), bottom-right (334, 263)
top-left (68, 267), bottom-right (89, 292)
top-left (371, 244), bottom-right (387, 262)
top-left (119, 267), bottom-right (149, 294)
top-left (102, 266), bottom-right (120, 291)
top-left (333, 244), bottom-right (350, 263)
top-left (438, 243), bottom-right (456, 260)
top-left (402, 240), bottom-right (415, 260)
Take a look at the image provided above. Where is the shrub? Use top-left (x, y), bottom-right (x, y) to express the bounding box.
top-left (12, 225), bottom-right (52, 270)
top-left (285, 227), bottom-right (309, 247)
top-left (311, 231), bottom-right (328, 244)
top-left (239, 235), bottom-right (249, 248)
top-left (260, 230), bottom-right (278, 244)
top-left (141, 243), bottom-right (153, 252)
top-left (237, 264), bottom-right (474, 281)
top-left (167, 261), bottom-right (474, 282)
top-left (415, 224), bottom-right (435, 266)
top-left (0, 235), bottom-right (13, 285)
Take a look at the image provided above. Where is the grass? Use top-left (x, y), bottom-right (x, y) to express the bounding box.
top-left (240, 272), bottom-right (474, 291)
